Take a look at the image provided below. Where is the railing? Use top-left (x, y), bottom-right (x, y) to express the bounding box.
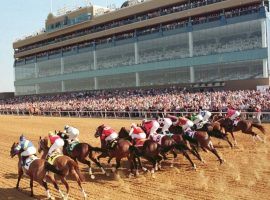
top-left (0, 110), bottom-right (269, 122)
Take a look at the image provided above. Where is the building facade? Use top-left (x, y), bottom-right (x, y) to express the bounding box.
top-left (13, 0), bottom-right (270, 95)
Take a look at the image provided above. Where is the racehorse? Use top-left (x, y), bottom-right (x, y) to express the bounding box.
top-left (94, 125), bottom-right (137, 176)
top-left (169, 125), bottom-right (224, 164)
top-left (118, 127), bottom-right (197, 170)
top-left (56, 131), bottom-right (107, 179)
top-left (10, 142), bottom-right (63, 199)
top-left (38, 137), bottom-right (87, 200)
top-left (213, 115), bottom-right (265, 145)
top-left (197, 122), bottom-right (233, 148)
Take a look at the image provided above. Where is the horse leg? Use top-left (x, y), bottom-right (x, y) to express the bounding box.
top-left (137, 156), bottom-right (148, 172)
top-left (46, 174), bottom-right (65, 199)
top-left (191, 145), bottom-right (205, 163)
top-left (42, 180), bottom-right (53, 199)
top-left (229, 131), bottom-right (237, 146)
top-left (112, 158), bottom-right (121, 174)
top-left (60, 177), bottom-right (69, 199)
top-left (30, 176), bottom-right (34, 197)
top-left (78, 158), bottom-right (95, 179)
top-left (182, 150), bottom-right (196, 170)
top-left (16, 167), bottom-right (23, 189)
top-left (70, 168), bottom-right (87, 199)
top-left (170, 149), bottom-right (177, 168)
top-left (222, 135), bottom-right (233, 148)
top-left (206, 141), bottom-right (224, 164)
top-left (89, 157), bottom-right (107, 176)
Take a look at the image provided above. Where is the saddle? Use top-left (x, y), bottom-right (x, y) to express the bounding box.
top-left (66, 141), bottom-right (79, 155)
top-left (22, 155), bottom-right (38, 171)
top-left (152, 134), bottom-right (165, 145)
top-left (183, 130), bottom-right (197, 144)
top-left (47, 152), bottom-right (62, 165)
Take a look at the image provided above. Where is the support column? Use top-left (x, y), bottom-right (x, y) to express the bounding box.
top-left (189, 32), bottom-right (195, 83)
top-left (261, 19), bottom-right (267, 48)
top-left (135, 41), bottom-right (139, 64)
top-left (94, 77), bottom-right (98, 90)
top-left (34, 63), bottom-right (38, 78)
top-left (35, 84), bottom-right (39, 94)
top-left (263, 59), bottom-right (268, 78)
top-left (93, 50), bottom-right (97, 70)
top-left (60, 57), bottom-right (64, 74)
top-left (136, 72), bottom-right (140, 87)
top-left (61, 81), bottom-right (65, 92)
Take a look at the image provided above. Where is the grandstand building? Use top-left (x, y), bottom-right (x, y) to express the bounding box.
top-left (13, 0), bottom-right (270, 95)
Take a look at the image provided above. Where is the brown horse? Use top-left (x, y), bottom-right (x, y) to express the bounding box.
top-left (197, 122), bottom-right (233, 148)
top-left (94, 125), bottom-right (137, 176)
top-left (56, 131), bottom-right (107, 179)
top-left (118, 127), bottom-right (197, 170)
top-left (38, 137), bottom-right (87, 199)
top-left (213, 116), bottom-right (265, 145)
top-left (169, 125), bottom-right (224, 164)
top-left (10, 142), bottom-right (63, 199)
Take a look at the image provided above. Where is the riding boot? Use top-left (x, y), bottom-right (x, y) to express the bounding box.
top-left (21, 156), bottom-right (27, 166)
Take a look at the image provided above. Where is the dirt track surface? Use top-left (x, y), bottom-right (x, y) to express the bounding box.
top-left (0, 115), bottom-right (270, 200)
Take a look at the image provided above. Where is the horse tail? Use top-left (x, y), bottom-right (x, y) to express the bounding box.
top-left (129, 145), bottom-right (141, 157)
top-left (251, 123), bottom-right (265, 134)
top-left (68, 160), bottom-right (85, 182)
top-left (44, 162), bottom-right (63, 176)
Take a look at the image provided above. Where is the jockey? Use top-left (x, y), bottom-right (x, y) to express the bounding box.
top-left (171, 116), bottom-right (194, 132)
top-left (100, 125), bottom-right (118, 148)
top-left (64, 125), bottom-right (79, 144)
top-left (157, 117), bottom-right (173, 134)
top-left (142, 119), bottom-right (160, 138)
top-left (129, 123), bottom-right (146, 142)
top-left (48, 131), bottom-right (64, 157)
top-left (15, 135), bottom-right (37, 166)
top-left (226, 104), bottom-right (241, 126)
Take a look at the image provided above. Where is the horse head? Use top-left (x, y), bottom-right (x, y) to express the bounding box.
top-left (118, 127), bottom-right (130, 139)
top-left (38, 136), bottom-right (48, 153)
top-left (10, 142), bottom-right (19, 158)
top-left (95, 124), bottom-right (105, 138)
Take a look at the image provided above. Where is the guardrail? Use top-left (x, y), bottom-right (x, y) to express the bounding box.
top-left (0, 110), bottom-right (269, 123)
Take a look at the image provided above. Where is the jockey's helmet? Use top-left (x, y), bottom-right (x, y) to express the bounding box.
top-left (64, 125), bottom-right (69, 130)
top-left (19, 135), bottom-right (26, 141)
top-left (131, 123), bottom-right (137, 128)
top-left (48, 131), bottom-right (55, 136)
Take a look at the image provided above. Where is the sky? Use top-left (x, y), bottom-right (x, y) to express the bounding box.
top-left (0, 0), bottom-right (123, 92)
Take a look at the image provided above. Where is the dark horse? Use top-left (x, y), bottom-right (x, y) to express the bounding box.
top-left (197, 122), bottom-right (233, 148)
top-left (10, 142), bottom-right (63, 199)
top-left (118, 127), bottom-right (197, 170)
top-left (56, 131), bottom-right (107, 179)
top-left (38, 137), bottom-right (87, 199)
top-left (94, 125), bottom-right (137, 176)
top-left (169, 125), bottom-right (224, 164)
top-left (213, 115), bottom-right (266, 145)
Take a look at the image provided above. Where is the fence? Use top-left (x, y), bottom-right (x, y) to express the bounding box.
top-left (0, 109), bottom-right (269, 123)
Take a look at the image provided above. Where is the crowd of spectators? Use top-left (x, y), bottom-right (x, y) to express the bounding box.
top-left (1, 87), bottom-right (270, 117)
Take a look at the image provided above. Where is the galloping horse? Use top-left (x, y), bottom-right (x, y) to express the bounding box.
top-left (197, 122), bottom-right (233, 148)
top-left (169, 125), bottom-right (224, 164)
top-left (10, 142), bottom-right (62, 199)
top-left (94, 125), bottom-right (137, 176)
top-left (38, 137), bottom-right (87, 200)
top-left (118, 127), bottom-right (197, 170)
top-left (56, 131), bottom-right (107, 179)
top-left (213, 115), bottom-right (265, 145)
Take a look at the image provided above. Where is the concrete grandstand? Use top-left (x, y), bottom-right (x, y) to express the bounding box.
top-left (13, 0), bottom-right (270, 96)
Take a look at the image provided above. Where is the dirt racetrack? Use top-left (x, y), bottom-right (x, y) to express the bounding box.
top-left (0, 115), bottom-right (270, 200)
